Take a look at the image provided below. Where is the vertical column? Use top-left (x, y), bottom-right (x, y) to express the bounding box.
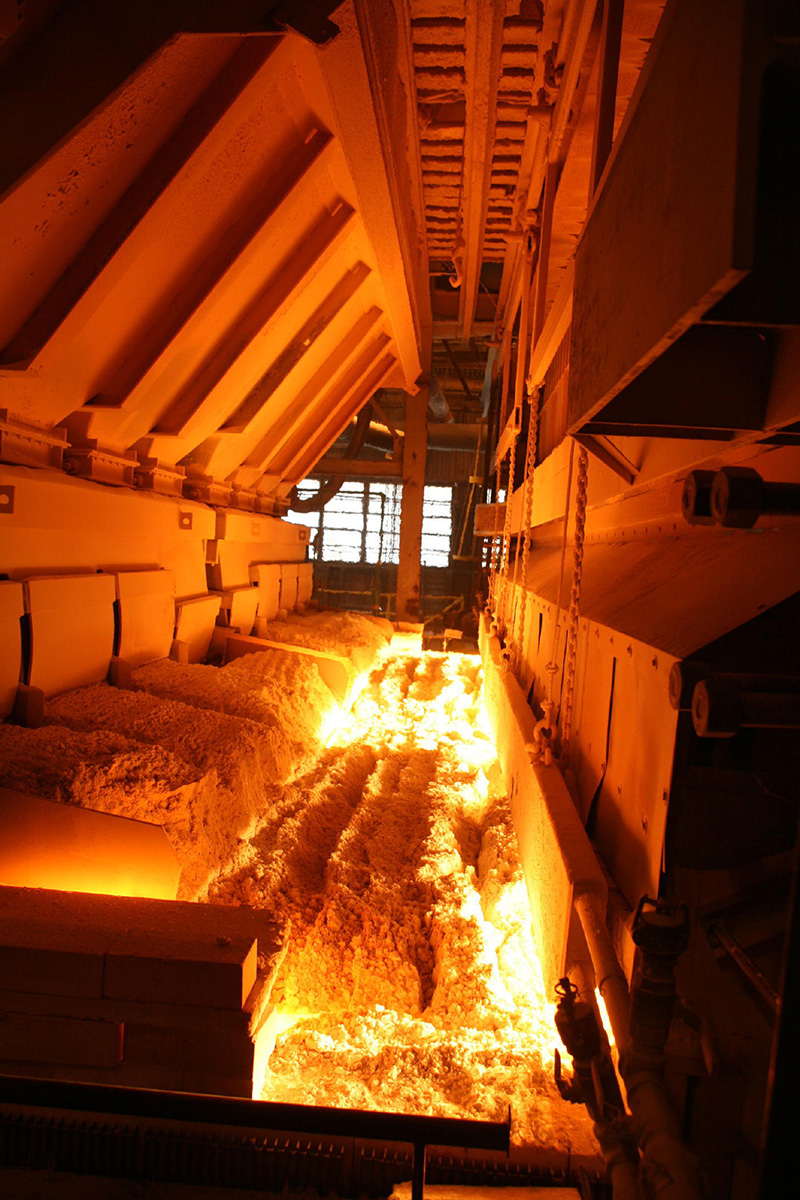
top-left (396, 386), bottom-right (429, 621)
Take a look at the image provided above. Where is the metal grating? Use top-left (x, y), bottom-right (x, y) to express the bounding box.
top-left (0, 1111), bottom-right (597, 1195)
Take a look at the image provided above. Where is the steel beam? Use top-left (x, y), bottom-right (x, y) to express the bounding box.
top-left (458, 0), bottom-right (505, 340)
top-left (396, 386), bottom-right (429, 621)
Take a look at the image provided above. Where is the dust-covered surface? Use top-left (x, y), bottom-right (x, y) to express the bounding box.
top-left (0, 614), bottom-right (597, 1158)
top-left (261, 611), bottom-right (387, 673)
top-left (209, 649), bottom-right (599, 1159)
top-left (0, 614), bottom-right (383, 900)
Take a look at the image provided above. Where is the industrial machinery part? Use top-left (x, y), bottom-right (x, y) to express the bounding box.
top-left (681, 470), bottom-right (716, 525)
top-left (554, 979), bottom-right (627, 1124)
top-left (629, 897), bottom-right (690, 1068)
top-left (0, 1074), bottom-right (509, 1200)
top-left (710, 467), bottom-right (800, 529)
top-left (624, 897), bottom-right (702, 1200)
top-left (669, 661), bottom-right (800, 712)
top-left (555, 894), bottom-right (703, 1200)
top-left (692, 678), bottom-right (800, 737)
top-left (554, 979), bottom-right (639, 1199)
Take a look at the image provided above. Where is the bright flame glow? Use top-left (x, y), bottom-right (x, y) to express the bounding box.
top-left (232, 644), bottom-right (597, 1155)
top-left (595, 988), bottom-right (616, 1048)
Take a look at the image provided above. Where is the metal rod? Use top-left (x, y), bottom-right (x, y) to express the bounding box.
top-left (0, 1075), bottom-right (510, 1152)
top-left (442, 339), bottom-right (475, 403)
top-left (573, 888), bottom-right (631, 1052)
top-left (411, 1141), bottom-right (427, 1200)
top-left (709, 921), bottom-right (780, 1012)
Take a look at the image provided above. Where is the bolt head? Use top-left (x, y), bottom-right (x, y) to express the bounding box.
top-left (711, 467), bottom-right (764, 529)
top-left (692, 679), bottom-right (742, 737)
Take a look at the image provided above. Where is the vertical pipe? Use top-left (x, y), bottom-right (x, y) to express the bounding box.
top-left (573, 889), bottom-right (631, 1052)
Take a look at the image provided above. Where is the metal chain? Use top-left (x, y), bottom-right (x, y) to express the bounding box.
top-left (513, 385), bottom-right (540, 670)
top-left (488, 441), bottom-right (503, 612)
top-left (559, 444), bottom-right (589, 753)
top-left (498, 425), bottom-right (517, 637)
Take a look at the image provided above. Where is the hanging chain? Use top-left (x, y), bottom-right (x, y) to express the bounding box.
top-left (488, 440), bottom-right (504, 612)
top-left (497, 425), bottom-right (517, 637)
top-left (513, 385), bottom-right (541, 670)
top-left (559, 444), bottom-right (589, 754)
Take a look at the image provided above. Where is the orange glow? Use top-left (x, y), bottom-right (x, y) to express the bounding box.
top-left (245, 645), bottom-right (594, 1154)
top-left (595, 987), bottom-right (616, 1047)
top-left (0, 787), bottom-right (181, 900)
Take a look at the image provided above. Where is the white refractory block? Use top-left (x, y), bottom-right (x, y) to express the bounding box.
top-left (297, 562), bottom-right (313, 606)
top-left (174, 594), bottom-right (221, 663)
top-left (24, 573), bottom-right (116, 698)
top-left (0, 1013), bottom-right (124, 1068)
top-left (0, 886), bottom-right (280, 1011)
top-left (0, 786), bottom-right (181, 900)
top-left (249, 563), bottom-right (282, 620)
top-left (280, 563), bottom-right (299, 612)
top-left (208, 540), bottom-right (251, 591)
top-left (115, 568), bottom-right (176, 667)
top-left (0, 581), bottom-right (24, 718)
top-left (216, 586), bottom-right (259, 635)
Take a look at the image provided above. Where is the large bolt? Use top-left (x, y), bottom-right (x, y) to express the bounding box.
top-left (669, 660), bottom-right (710, 710)
top-left (681, 471), bottom-right (716, 525)
top-left (670, 661), bottom-right (800, 711)
top-left (710, 466), bottom-right (800, 528)
top-left (692, 678), bottom-right (800, 737)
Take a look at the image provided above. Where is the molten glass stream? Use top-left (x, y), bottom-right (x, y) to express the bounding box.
top-left (210, 640), bottom-right (598, 1158)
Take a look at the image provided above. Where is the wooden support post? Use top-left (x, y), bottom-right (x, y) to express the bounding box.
top-left (396, 387), bottom-right (429, 621)
top-left (590, 0), bottom-right (625, 195)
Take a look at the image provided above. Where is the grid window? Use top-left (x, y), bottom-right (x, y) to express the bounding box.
top-left (287, 480), bottom-right (452, 568)
top-left (421, 485), bottom-right (453, 567)
top-left (285, 480), bottom-right (320, 559)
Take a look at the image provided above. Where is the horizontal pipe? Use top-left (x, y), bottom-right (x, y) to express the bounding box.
top-left (0, 1075), bottom-right (510, 1152)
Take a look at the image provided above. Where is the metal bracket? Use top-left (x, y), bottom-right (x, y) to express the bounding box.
top-left (263, 2), bottom-right (340, 45)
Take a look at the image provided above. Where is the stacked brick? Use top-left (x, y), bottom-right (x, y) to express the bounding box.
top-left (0, 886), bottom-right (281, 1097)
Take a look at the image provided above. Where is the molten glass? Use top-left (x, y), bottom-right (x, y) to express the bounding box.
top-left (213, 641), bottom-right (598, 1156)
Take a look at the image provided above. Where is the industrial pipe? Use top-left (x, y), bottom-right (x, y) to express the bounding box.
top-left (623, 899), bottom-right (704, 1200)
top-left (711, 466), bottom-right (800, 528)
top-left (669, 661), bottom-right (800, 711)
top-left (571, 892), bottom-right (704, 1200)
top-left (573, 888), bottom-right (631, 1052)
top-left (683, 466), bottom-right (800, 528)
top-left (554, 977), bottom-right (640, 1198)
top-left (681, 471), bottom-right (716, 526)
top-left (692, 679), bottom-right (800, 737)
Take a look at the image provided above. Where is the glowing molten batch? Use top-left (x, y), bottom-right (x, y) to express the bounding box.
top-left (211, 639), bottom-right (598, 1156)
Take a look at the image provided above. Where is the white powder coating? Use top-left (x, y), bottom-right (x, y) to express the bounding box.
top-left (0, 612), bottom-right (597, 1158)
top-left (261, 612), bottom-right (387, 674)
top-left (209, 648), bottom-right (599, 1159)
top-left (0, 615), bottom-right (380, 899)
